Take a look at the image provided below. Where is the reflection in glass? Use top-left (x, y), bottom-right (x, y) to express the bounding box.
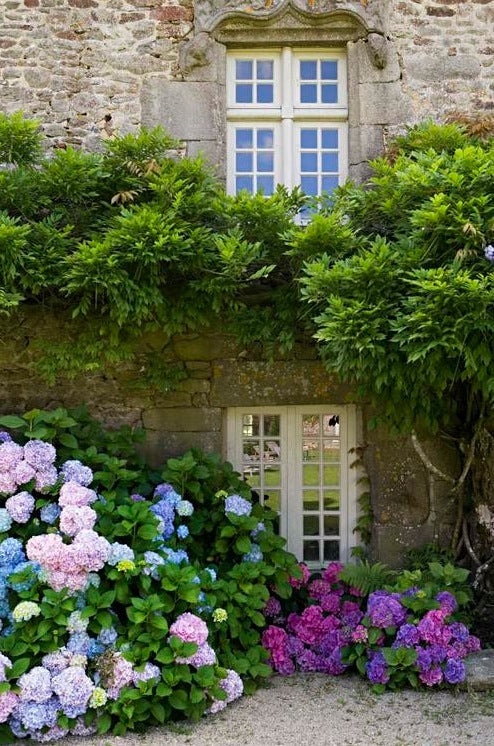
top-left (303, 514), bottom-right (319, 536)
top-left (257, 129), bottom-right (274, 148)
top-left (242, 414), bottom-right (259, 437)
top-left (236, 152), bottom-right (252, 172)
top-left (300, 84), bottom-right (317, 103)
top-left (264, 465), bottom-right (281, 487)
top-left (236, 129), bottom-right (253, 149)
top-left (236, 60), bottom-right (253, 79)
top-left (264, 490), bottom-right (280, 513)
top-left (257, 176), bottom-right (274, 195)
top-left (323, 490), bottom-right (340, 510)
top-left (323, 414), bottom-right (340, 436)
top-left (303, 540), bottom-right (320, 562)
top-left (242, 440), bottom-right (260, 460)
top-left (257, 152), bottom-right (274, 172)
top-left (263, 440), bottom-right (281, 461)
top-left (244, 470), bottom-right (260, 488)
top-left (302, 414), bottom-right (320, 436)
top-left (303, 440), bottom-right (320, 461)
top-left (303, 490), bottom-right (319, 511)
top-left (323, 440), bottom-right (339, 462)
top-left (324, 541), bottom-right (339, 562)
top-left (257, 60), bottom-right (273, 79)
top-left (236, 176), bottom-right (253, 193)
top-left (324, 515), bottom-right (339, 536)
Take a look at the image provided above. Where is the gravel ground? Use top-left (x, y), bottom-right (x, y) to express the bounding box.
top-left (60, 674), bottom-right (494, 746)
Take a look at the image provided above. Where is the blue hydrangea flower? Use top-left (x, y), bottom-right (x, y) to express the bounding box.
top-left (67, 632), bottom-right (93, 656)
top-left (107, 543), bottom-right (135, 567)
top-left (150, 499), bottom-right (175, 538)
top-left (176, 500), bottom-right (194, 517)
top-left (162, 547), bottom-right (189, 565)
top-left (0, 510), bottom-right (11, 533)
top-left (7, 561), bottom-right (39, 592)
top-left (154, 483), bottom-right (181, 507)
top-left (243, 543), bottom-right (263, 563)
top-left (0, 538), bottom-right (25, 567)
top-left (98, 626), bottom-right (118, 647)
top-left (205, 567), bottom-right (217, 582)
top-left (251, 521), bottom-right (265, 539)
top-left (177, 525), bottom-right (189, 539)
top-left (40, 503), bottom-right (61, 525)
top-left (225, 495), bottom-right (252, 517)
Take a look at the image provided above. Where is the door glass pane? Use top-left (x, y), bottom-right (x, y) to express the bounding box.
top-left (264, 466), bottom-right (281, 487)
top-left (242, 440), bottom-right (260, 461)
top-left (323, 414), bottom-right (339, 435)
top-left (323, 440), bottom-right (339, 461)
top-left (303, 464), bottom-right (319, 486)
top-left (303, 490), bottom-right (319, 511)
top-left (324, 541), bottom-right (340, 561)
top-left (324, 515), bottom-right (339, 536)
top-left (244, 469), bottom-right (260, 488)
top-left (263, 440), bottom-right (280, 462)
top-left (304, 540), bottom-right (320, 562)
top-left (304, 515), bottom-right (319, 536)
top-left (323, 489), bottom-right (340, 510)
top-left (323, 464), bottom-right (340, 486)
top-left (242, 414), bottom-right (259, 437)
top-left (303, 440), bottom-right (320, 461)
top-left (302, 414), bottom-right (319, 436)
top-left (264, 490), bottom-right (280, 512)
top-left (264, 415), bottom-right (280, 436)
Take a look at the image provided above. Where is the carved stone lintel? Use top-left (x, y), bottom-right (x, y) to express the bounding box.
top-left (366, 32), bottom-right (388, 70)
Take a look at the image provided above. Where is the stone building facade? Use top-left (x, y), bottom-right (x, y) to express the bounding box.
top-left (0, 0), bottom-right (491, 565)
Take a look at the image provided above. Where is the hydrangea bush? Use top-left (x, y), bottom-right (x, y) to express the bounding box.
top-left (262, 562), bottom-right (480, 693)
top-left (0, 425), bottom-right (298, 742)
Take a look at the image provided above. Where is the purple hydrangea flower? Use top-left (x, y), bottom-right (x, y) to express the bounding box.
top-left (60, 460), bottom-right (93, 487)
top-left (484, 244), bottom-right (494, 262)
top-left (19, 667), bottom-right (52, 703)
top-left (365, 651), bottom-right (389, 685)
top-left (419, 665), bottom-right (444, 687)
top-left (23, 440), bottom-right (56, 470)
top-left (394, 623), bottom-right (420, 648)
top-left (436, 591), bottom-right (457, 614)
top-left (6, 492), bottom-right (35, 524)
top-left (444, 658), bottom-right (466, 684)
top-left (367, 591), bottom-right (406, 628)
top-left (219, 669), bottom-right (243, 703)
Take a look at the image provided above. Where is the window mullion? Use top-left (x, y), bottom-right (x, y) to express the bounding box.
top-left (281, 47), bottom-right (293, 190)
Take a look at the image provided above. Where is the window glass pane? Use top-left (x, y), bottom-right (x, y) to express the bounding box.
top-left (321, 60), bottom-right (338, 80)
top-left (264, 465), bottom-right (281, 487)
top-left (264, 490), bottom-right (280, 513)
top-left (323, 464), bottom-right (340, 486)
top-left (322, 152), bottom-right (339, 172)
top-left (300, 129), bottom-right (317, 149)
top-left (236, 84), bottom-right (253, 103)
top-left (304, 540), bottom-right (320, 562)
top-left (236, 152), bottom-right (253, 172)
top-left (236, 175), bottom-right (253, 193)
top-left (300, 84), bottom-right (317, 103)
top-left (242, 439), bottom-right (259, 460)
top-left (301, 176), bottom-right (318, 196)
top-left (322, 176), bottom-right (339, 194)
top-left (257, 176), bottom-right (274, 195)
top-left (321, 130), bottom-right (338, 149)
top-left (300, 60), bottom-right (317, 80)
top-left (242, 413), bottom-right (259, 436)
top-left (323, 489), bottom-right (340, 510)
top-left (257, 152), bottom-right (273, 172)
top-left (264, 415), bottom-right (280, 437)
top-left (303, 463), bottom-right (319, 486)
top-left (323, 414), bottom-right (339, 435)
top-left (301, 152), bottom-right (318, 172)
top-left (324, 515), bottom-right (339, 536)
top-left (257, 59), bottom-right (273, 79)
top-left (303, 490), bottom-right (319, 511)
top-left (257, 84), bottom-right (273, 104)
top-left (321, 84), bottom-right (338, 104)
top-left (324, 540), bottom-right (340, 562)
top-left (304, 515), bottom-right (319, 536)
top-left (257, 129), bottom-right (274, 148)
top-left (236, 60), bottom-right (252, 79)
top-left (236, 129), bottom-right (253, 149)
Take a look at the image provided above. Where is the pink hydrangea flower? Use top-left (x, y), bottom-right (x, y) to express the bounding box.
top-left (0, 690), bottom-right (18, 722)
top-left (289, 563), bottom-right (310, 589)
top-left (0, 442), bottom-right (23, 473)
top-left (6, 492), bottom-right (35, 523)
top-left (59, 506), bottom-right (97, 536)
top-left (13, 460), bottom-right (36, 486)
top-left (169, 613), bottom-right (209, 646)
top-left (322, 562), bottom-right (344, 584)
top-left (58, 481), bottom-right (97, 508)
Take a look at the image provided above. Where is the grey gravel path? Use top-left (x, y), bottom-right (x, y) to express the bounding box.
top-left (61, 674), bottom-right (494, 746)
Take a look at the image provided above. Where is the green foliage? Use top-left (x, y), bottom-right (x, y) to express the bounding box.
top-left (404, 543), bottom-right (455, 572)
top-left (0, 112), bottom-right (43, 166)
top-left (339, 561), bottom-right (397, 595)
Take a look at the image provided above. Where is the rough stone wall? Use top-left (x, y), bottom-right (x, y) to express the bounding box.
top-left (0, 1), bottom-right (492, 154)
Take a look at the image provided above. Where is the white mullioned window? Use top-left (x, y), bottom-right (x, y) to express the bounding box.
top-left (226, 405), bottom-right (357, 567)
top-left (226, 48), bottom-right (348, 199)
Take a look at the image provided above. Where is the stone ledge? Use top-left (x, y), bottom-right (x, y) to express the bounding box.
top-left (465, 650), bottom-right (494, 691)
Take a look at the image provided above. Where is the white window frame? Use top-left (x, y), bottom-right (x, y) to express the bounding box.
top-left (226, 47), bottom-right (348, 197)
top-left (226, 404), bottom-right (357, 566)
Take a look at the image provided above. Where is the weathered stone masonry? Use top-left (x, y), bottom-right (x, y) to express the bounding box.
top-left (0, 0), bottom-right (491, 563)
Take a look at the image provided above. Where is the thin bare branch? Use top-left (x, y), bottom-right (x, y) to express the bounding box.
top-left (462, 518), bottom-right (481, 566)
top-left (411, 432), bottom-right (456, 484)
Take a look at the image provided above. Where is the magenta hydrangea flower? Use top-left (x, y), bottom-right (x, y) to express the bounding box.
top-left (169, 613), bottom-right (209, 646)
top-left (308, 579), bottom-right (332, 600)
top-left (419, 665), bottom-right (444, 687)
top-left (320, 592), bottom-right (341, 614)
top-left (352, 625), bottom-right (368, 643)
top-left (289, 563), bottom-right (310, 589)
top-left (264, 596), bottom-right (282, 618)
top-left (321, 562), bottom-right (344, 585)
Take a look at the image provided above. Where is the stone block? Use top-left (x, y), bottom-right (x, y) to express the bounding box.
top-left (173, 334), bottom-right (239, 361)
top-left (349, 125), bottom-right (384, 165)
top-left (358, 81), bottom-right (413, 125)
top-left (142, 406), bottom-right (221, 431)
top-left (142, 429), bottom-right (222, 465)
top-left (353, 38), bottom-right (402, 83)
top-left (210, 361), bottom-right (350, 407)
top-left (403, 53), bottom-right (481, 82)
top-left (141, 79), bottom-right (223, 141)
top-left (371, 524), bottom-right (434, 568)
top-left (465, 651), bottom-right (494, 691)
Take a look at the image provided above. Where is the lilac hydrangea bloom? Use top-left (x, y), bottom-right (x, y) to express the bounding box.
top-left (19, 667), bottom-right (52, 703)
top-left (0, 442), bottom-right (23, 474)
top-left (132, 663), bottom-right (161, 685)
top-left (436, 591), bottom-right (457, 614)
top-left (220, 669), bottom-right (243, 703)
top-left (60, 460), bottom-right (93, 487)
top-left (367, 591), bottom-right (406, 628)
top-left (484, 244), bottom-right (494, 261)
top-left (243, 543), bottom-right (263, 563)
top-left (98, 627), bottom-right (118, 647)
top-left (5, 492), bottom-right (34, 524)
top-left (154, 483), bottom-right (181, 506)
top-left (52, 666), bottom-right (94, 715)
top-left (23, 440), bottom-right (56, 470)
top-left (107, 543), bottom-right (135, 566)
top-left (393, 623), bottom-right (420, 648)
